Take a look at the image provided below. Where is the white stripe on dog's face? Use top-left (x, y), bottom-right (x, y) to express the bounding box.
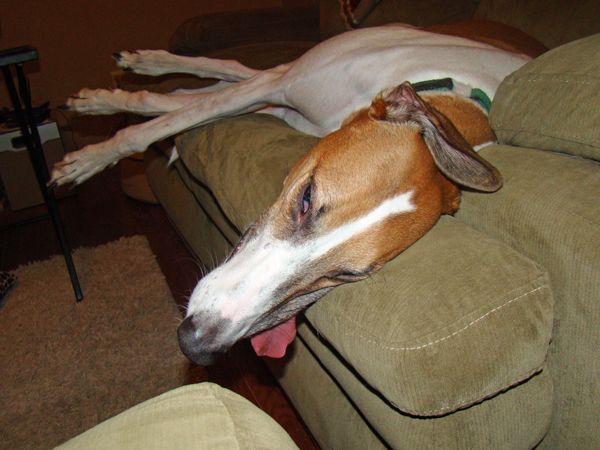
top-left (310, 190), bottom-right (414, 258)
top-left (185, 190), bottom-right (415, 334)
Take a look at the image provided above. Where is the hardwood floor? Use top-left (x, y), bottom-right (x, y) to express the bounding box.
top-left (0, 166), bottom-right (318, 450)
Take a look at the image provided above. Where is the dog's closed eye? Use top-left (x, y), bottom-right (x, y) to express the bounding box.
top-left (301, 183), bottom-right (312, 216)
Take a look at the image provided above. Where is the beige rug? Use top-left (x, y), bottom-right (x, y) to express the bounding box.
top-left (0, 236), bottom-right (189, 450)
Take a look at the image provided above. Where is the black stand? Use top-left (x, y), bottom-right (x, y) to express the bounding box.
top-left (1, 46), bottom-right (83, 301)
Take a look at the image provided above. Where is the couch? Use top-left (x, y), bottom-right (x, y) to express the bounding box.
top-left (117, 1), bottom-right (599, 448)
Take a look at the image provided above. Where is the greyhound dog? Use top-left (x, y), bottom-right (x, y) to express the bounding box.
top-left (51, 24), bottom-right (533, 365)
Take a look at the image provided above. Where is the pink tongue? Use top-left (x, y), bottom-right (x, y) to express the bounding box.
top-left (251, 316), bottom-right (297, 358)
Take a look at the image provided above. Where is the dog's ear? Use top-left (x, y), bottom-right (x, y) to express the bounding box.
top-left (370, 82), bottom-right (502, 192)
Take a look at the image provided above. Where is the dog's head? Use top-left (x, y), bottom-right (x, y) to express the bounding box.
top-left (178, 82), bottom-right (501, 365)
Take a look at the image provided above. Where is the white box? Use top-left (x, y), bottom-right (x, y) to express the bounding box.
top-left (0, 121), bottom-right (68, 210)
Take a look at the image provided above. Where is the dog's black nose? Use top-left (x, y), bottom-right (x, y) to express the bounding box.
top-left (177, 315), bottom-right (223, 366)
top-left (177, 315), bottom-right (198, 351)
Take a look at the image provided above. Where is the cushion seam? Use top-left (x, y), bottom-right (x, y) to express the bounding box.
top-left (208, 385), bottom-right (242, 450)
top-left (404, 365), bottom-right (546, 416)
top-left (321, 281), bottom-right (549, 352)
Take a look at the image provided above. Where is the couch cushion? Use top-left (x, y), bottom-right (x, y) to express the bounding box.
top-left (176, 115), bottom-right (553, 415)
top-left (457, 144), bottom-right (600, 448)
top-left (490, 33), bottom-right (600, 161)
top-left (168, 7), bottom-right (319, 56)
top-left (56, 383), bottom-right (298, 450)
top-left (304, 215), bottom-right (552, 416)
top-left (176, 114), bottom-right (318, 230)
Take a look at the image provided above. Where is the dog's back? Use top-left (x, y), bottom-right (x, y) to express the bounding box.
top-left (280, 25), bottom-right (532, 136)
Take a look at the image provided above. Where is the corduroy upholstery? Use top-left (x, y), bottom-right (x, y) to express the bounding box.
top-left (56, 383), bottom-right (298, 450)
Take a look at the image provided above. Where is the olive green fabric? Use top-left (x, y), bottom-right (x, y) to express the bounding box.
top-left (56, 383), bottom-right (298, 450)
top-left (305, 216), bottom-right (552, 416)
top-left (269, 324), bottom-right (552, 450)
top-left (456, 144), bottom-right (600, 449)
top-left (297, 320), bottom-right (553, 450)
top-left (176, 114), bottom-right (318, 231)
top-left (490, 34), bottom-right (600, 161)
top-left (144, 147), bottom-right (234, 268)
top-left (168, 7), bottom-right (319, 56)
top-left (176, 115), bottom-right (553, 417)
top-left (266, 337), bottom-right (388, 450)
top-left (474, 0), bottom-right (600, 48)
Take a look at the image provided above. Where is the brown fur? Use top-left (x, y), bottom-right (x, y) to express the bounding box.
top-left (267, 89), bottom-right (470, 286)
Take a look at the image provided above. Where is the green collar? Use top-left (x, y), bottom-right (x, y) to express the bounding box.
top-left (412, 78), bottom-right (492, 113)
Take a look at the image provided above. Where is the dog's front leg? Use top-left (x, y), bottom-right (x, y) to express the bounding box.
top-left (50, 71), bottom-right (286, 186)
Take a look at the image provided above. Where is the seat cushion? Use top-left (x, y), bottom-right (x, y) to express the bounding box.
top-left (490, 33), bottom-right (600, 161)
top-left (175, 114), bottom-right (554, 415)
top-left (56, 383), bottom-right (298, 450)
top-left (176, 114), bottom-right (318, 230)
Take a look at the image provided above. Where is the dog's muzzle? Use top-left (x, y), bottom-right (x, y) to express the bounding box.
top-left (177, 315), bottom-right (228, 366)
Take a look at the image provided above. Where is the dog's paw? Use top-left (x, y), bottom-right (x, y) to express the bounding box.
top-left (62, 88), bottom-right (125, 115)
top-left (113, 49), bottom-right (174, 76)
top-left (49, 144), bottom-right (120, 187)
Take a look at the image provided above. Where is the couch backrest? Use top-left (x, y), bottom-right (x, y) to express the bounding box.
top-left (491, 33), bottom-right (600, 161)
top-left (458, 33), bottom-right (600, 447)
top-left (474, 0), bottom-right (600, 48)
top-left (320, 0), bottom-right (600, 48)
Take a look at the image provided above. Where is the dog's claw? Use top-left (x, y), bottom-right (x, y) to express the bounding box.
top-left (112, 52), bottom-right (122, 62)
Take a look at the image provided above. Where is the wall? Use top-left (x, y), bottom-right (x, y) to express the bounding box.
top-left (0, 0), bottom-right (283, 108)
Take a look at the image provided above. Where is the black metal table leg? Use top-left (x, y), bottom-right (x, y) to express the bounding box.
top-left (1, 48), bottom-right (83, 301)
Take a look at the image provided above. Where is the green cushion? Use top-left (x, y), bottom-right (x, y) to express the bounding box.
top-left (456, 144), bottom-right (600, 447)
top-left (490, 33), bottom-right (600, 161)
top-left (176, 115), bottom-right (553, 415)
top-left (305, 215), bottom-right (552, 416)
top-left (176, 114), bottom-right (318, 230)
top-left (56, 383), bottom-right (298, 450)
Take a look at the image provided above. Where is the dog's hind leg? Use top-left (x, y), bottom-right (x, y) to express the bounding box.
top-left (51, 69), bottom-right (290, 186)
top-left (114, 50), bottom-right (260, 81)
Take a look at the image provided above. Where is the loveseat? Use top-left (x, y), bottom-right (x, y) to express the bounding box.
top-left (118, 1), bottom-right (599, 448)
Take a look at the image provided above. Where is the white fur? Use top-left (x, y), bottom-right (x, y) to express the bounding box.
top-left (51, 25), bottom-right (529, 186)
top-left (186, 190), bottom-right (415, 332)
